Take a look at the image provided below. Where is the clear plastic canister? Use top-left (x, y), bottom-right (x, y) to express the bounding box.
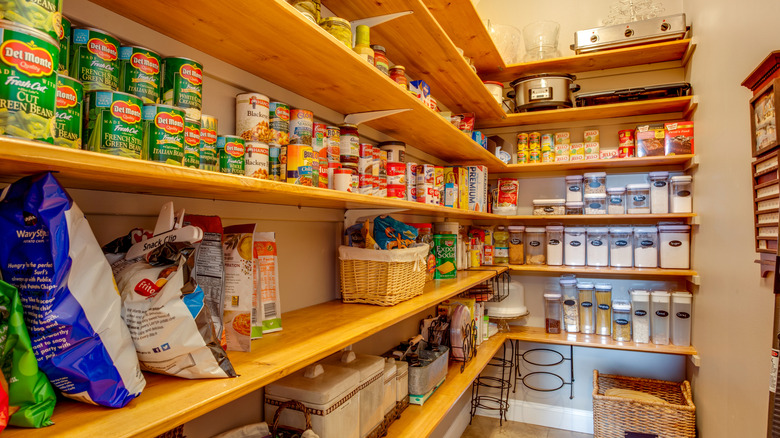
top-left (649, 171), bottom-right (670, 214)
top-left (626, 183), bottom-right (651, 214)
top-left (651, 291), bottom-right (671, 345)
top-left (583, 171), bottom-right (606, 194)
top-left (658, 225), bottom-right (691, 269)
top-left (564, 227), bottom-right (586, 266)
top-left (578, 282), bottom-right (595, 334)
top-left (565, 175), bottom-right (584, 202)
top-left (612, 300), bottom-right (632, 342)
top-left (584, 193), bottom-right (607, 215)
top-left (670, 175), bottom-right (693, 213)
top-left (544, 293), bottom-right (563, 334)
top-left (606, 187), bottom-right (626, 214)
top-left (671, 291), bottom-right (692, 347)
top-left (494, 225), bottom-right (510, 264)
top-left (525, 227), bottom-right (546, 265)
top-left (633, 226), bottom-right (658, 268)
top-left (565, 201), bottom-right (584, 215)
top-left (586, 227), bottom-right (609, 267)
top-left (630, 290), bottom-right (651, 344)
top-left (560, 277), bottom-right (579, 332)
top-left (609, 227), bottom-right (634, 267)
top-left (546, 225), bottom-right (564, 266)
top-left (508, 225), bottom-right (525, 265)
top-left (595, 283), bottom-right (612, 336)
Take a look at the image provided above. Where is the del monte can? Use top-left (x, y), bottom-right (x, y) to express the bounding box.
top-left (0, 20), bottom-right (58, 143)
top-left (163, 56), bottom-right (202, 121)
top-left (58, 15), bottom-right (70, 73)
top-left (217, 134), bottom-right (244, 175)
top-left (54, 74), bottom-right (82, 148)
top-left (183, 118), bottom-right (200, 168)
top-left (199, 114), bottom-right (218, 171)
top-left (143, 104), bottom-right (185, 166)
top-left (70, 27), bottom-right (120, 92)
top-left (84, 90), bottom-right (144, 159)
top-left (0, 0), bottom-right (63, 41)
top-left (119, 45), bottom-right (161, 104)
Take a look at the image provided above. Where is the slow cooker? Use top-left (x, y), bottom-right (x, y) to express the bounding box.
top-left (509, 73), bottom-right (580, 112)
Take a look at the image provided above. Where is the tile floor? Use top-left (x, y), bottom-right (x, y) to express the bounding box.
top-left (461, 415), bottom-right (593, 438)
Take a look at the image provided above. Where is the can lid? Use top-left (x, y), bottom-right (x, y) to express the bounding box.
top-left (340, 124), bottom-right (358, 129)
top-left (658, 224), bottom-right (691, 232)
top-left (609, 227), bottom-right (633, 234)
top-left (546, 225), bottom-right (564, 231)
top-left (532, 198), bottom-right (566, 205)
top-left (565, 227), bottom-right (586, 233)
top-left (508, 225), bottom-right (525, 232)
top-left (626, 183), bottom-right (650, 190)
top-left (587, 227), bottom-right (609, 234)
top-left (566, 201), bottom-right (584, 207)
top-left (483, 81), bottom-right (504, 86)
top-left (371, 44), bottom-right (386, 52)
top-left (543, 293), bottom-right (562, 299)
top-left (525, 227), bottom-right (546, 233)
top-left (606, 187), bottom-right (626, 194)
top-left (633, 226), bottom-right (658, 233)
top-left (648, 171), bottom-right (670, 179)
top-left (671, 175), bottom-right (693, 182)
top-left (390, 65), bottom-right (405, 70)
top-left (577, 282), bottom-right (595, 289)
top-left (583, 171), bottom-right (606, 178)
top-left (565, 175), bottom-right (584, 182)
top-left (595, 283), bottom-right (612, 291)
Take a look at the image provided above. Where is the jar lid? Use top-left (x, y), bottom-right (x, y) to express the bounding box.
top-left (595, 283), bottom-right (612, 291)
top-left (633, 226), bottom-right (658, 233)
top-left (565, 175), bottom-right (583, 182)
top-left (583, 193), bottom-right (607, 199)
top-left (565, 227), bottom-right (586, 233)
top-left (378, 141), bottom-right (406, 147)
top-left (648, 171), bottom-right (670, 179)
top-left (390, 65), bottom-right (405, 70)
top-left (543, 293), bottom-right (562, 299)
top-left (606, 187), bottom-right (626, 194)
top-left (525, 227), bottom-right (546, 233)
top-left (612, 301), bottom-right (631, 311)
top-left (483, 81), bottom-right (504, 86)
top-left (340, 123), bottom-right (358, 129)
top-left (371, 44), bottom-right (386, 51)
top-left (583, 171), bottom-right (606, 178)
top-left (609, 227), bottom-right (633, 234)
top-left (496, 225), bottom-right (507, 231)
top-left (577, 282), bottom-right (595, 289)
top-left (508, 225), bottom-right (525, 232)
top-left (651, 291), bottom-right (671, 301)
top-left (566, 201), bottom-right (584, 207)
top-left (658, 224), bottom-right (691, 232)
top-left (631, 290), bottom-right (650, 300)
top-left (587, 227), bottom-right (609, 234)
top-left (671, 175), bottom-right (693, 182)
top-left (546, 225), bottom-right (564, 231)
top-left (625, 183), bottom-right (650, 190)
top-left (533, 199), bottom-right (566, 205)
top-left (559, 278), bottom-right (577, 286)
top-left (320, 17), bottom-right (351, 26)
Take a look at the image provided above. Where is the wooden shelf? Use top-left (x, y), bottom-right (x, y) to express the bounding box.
top-left (3, 269), bottom-right (505, 438)
top-left (481, 39), bottom-right (693, 83)
top-left (90, 0), bottom-right (505, 170)
top-left (506, 326), bottom-right (698, 356)
top-left (506, 264), bottom-right (697, 278)
top-left (493, 154), bottom-right (697, 174)
top-left (476, 96), bottom-right (693, 129)
top-left (488, 213), bottom-right (698, 224)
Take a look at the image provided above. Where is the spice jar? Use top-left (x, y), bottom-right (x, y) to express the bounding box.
top-left (493, 226), bottom-right (509, 264)
top-left (565, 175), bottom-right (583, 202)
top-left (651, 291), bottom-right (671, 345)
top-left (586, 227), bottom-right (609, 267)
top-left (290, 0), bottom-right (321, 23)
top-left (371, 44), bottom-right (389, 75)
top-left (564, 227), bottom-right (586, 266)
top-left (389, 65), bottom-right (408, 89)
top-left (577, 282), bottom-right (596, 334)
top-left (583, 171), bottom-right (607, 194)
top-left (606, 187), bottom-right (626, 214)
top-left (670, 175), bottom-right (693, 213)
top-left (626, 183), bottom-right (651, 214)
top-left (546, 225), bottom-right (564, 266)
top-left (630, 290), bottom-right (650, 344)
top-left (633, 226), bottom-right (658, 268)
top-left (594, 283), bottom-right (612, 336)
top-left (544, 293), bottom-right (563, 334)
top-left (508, 225), bottom-right (524, 265)
top-left (525, 227), bottom-right (546, 265)
top-left (611, 301), bottom-right (632, 342)
top-left (565, 201), bottom-right (584, 215)
top-left (649, 171), bottom-right (670, 213)
top-left (560, 277), bottom-right (579, 332)
top-left (319, 17), bottom-right (352, 48)
top-left (609, 227), bottom-right (633, 267)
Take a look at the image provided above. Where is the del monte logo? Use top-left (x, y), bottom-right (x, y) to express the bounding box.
top-left (111, 100), bottom-right (142, 124)
top-left (56, 85), bottom-right (78, 108)
top-left (88, 38), bottom-right (118, 62)
top-left (201, 128), bottom-right (217, 144)
top-left (131, 52), bottom-right (160, 75)
top-left (1, 40), bottom-right (54, 77)
top-left (155, 111), bottom-right (184, 135)
top-left (225, 142), bottom-right (244, 157)
top-left (179, 64), bottom-right (203, 86)
top-left (185, 125), bottom-right (200, 145)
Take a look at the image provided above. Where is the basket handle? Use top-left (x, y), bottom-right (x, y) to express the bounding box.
top-left (271, 400), bottom-right (313, 434)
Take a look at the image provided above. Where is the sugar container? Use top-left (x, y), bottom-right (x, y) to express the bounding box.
top-left (606, 187), bottom-right (626, 214)
top-left (560, 277), bottom-right (579, 332)
top-left (633, 226), bottom-right (658, 268)
top-left (564, 227), bottom-right (586, 266)
top-left (583, 172), bottom-right (607, 194)
top-left (584, 193), bottom-right (607, 214)
top-left (578, 282), bottom-right (596, 334)
top-left (508, 225), bottom-right (525, 264)
top-left (546, 225), bottom-right (564, 266)
top-left (525, 227), bottom-right (547, 265)
top-left (611, 300), bottom-right (632, 342)
top-left (649, 171), bottom-right (669, 213)
top-left (609, 227), bottom-right (634, 267)
top-left (565, 201), bottom-right (584, 215)
top-left (651, 291), bottom-right (671, 345)
top-left (630, 290), bottom-right (651, 344)
top-left (670, 175), bottom-right (693, 213)
top-left (586, 227), bottom-right (609, 267)
top-left (658, 225), bottom-right (691, 269)
top-left (626, 183), bottom-right (651, 213)
top-left (565, 175), bottom-right (584, 202)
top-left (544, 293), bottom-right (563, 334)
top-left (595, 283), bottom-right (612, 336)
top-left (671, 291), bottom-right (692, 347)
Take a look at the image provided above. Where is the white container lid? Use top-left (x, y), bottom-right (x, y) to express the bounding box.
top-left (588, 227), bottom-right (609, 234)
top-left (583, 172), bottom-right (606, 178)
top-left (565, 227), bottom-right (587, 233)
top-left (626, 183), bottom-right (650, 190)
top-left (384, 358), bottom-right (397, 377)
top-left (631, 290), bottom-right (650, 301)
top-left (577, 282), bottom-right (595, 289)
top-left (595, 283), bottom-right (612, 291)
top-left (525, 227), bottom-right (546, 233)
top-left (565, 175), bottom-right (583, 182)
top-left (266, 363), bottom-right (360, 405)
top-left (634, 226), bottom-right (658, 234)
top-left (613, 301), bottom-right (631, 311)
top-left (648, 171), bottom-right (670, 180)
top-left (658, 224), bottom-right (691, 232)
top-left (533, 198), bottom-right (566, 205)
top-left (584, 193), bottom-right (607, 199)
top-left (544, 293), bottom-right (562, 299)
top-left (606, 187), bottom-right (626, 194)
top-left (610, 227), bottom-right (633, 234)
top-left (651, 291), bottom-right (670, 301)
top-left (671, 175), bottom-right (693, 182)
top-left (559, 278), bottom-right (578, 286)
top-left (566, 201), bottom-right (584, 207)
top-left (672, 291), bottom-right (693, 303)
top-left (508, 225), bottom-right (525, 232)
top-left (324, 351), bottom-right (385, 383)
top-left (546, 225), bottom-right (565, 231)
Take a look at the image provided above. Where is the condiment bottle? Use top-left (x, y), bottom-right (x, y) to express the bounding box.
top-left (389, 65), bottom-right (408, 89)
top-left (371, 44), bottom-right (389, 75)
top-left (353, 25), bottom-right (374, 65)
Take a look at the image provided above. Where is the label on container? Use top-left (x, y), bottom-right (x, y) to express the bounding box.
top-left (529, 240), bottom-right (541, 247)
top-left (609, 196), bottom-right (622, 204)
top-left (678, 190), bottom-right (691, 197)
top-left (635, 310), bottom-right (647, 316)
top-left (676, 312), bottom-right (690, 319)
top-left (653, 181), bottom-right (667, 188)
top-left (615, 240), bottom-right (628, 247)
top-left (569, 185), bottom-right (581, 192)
top-left (581, 302), bottom-right (593, 308)
top-left (590, 239), bottom-right (603, 246)
top-left (641, 240), bottom-right (654, 247)
top-left (563, 299), bottom-right (576, 306)
top-left (656, 310), bottom-right (669, 317)
top-left (615, 319), bottom-right (629, 325)
top-left (598, 304), bottom-right (610, 310)
top-left (569, 241), bottom-right (582, 247)
top-left (549, 239), bottom-right (560, 245)
top-left (669, 240), bottom-right (683, 247)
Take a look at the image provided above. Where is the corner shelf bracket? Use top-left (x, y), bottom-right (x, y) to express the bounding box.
top-left (351, 11), bottom-right (414, 46)
top-left (690, 354), bottom-right (701, 367)
top-left (688, 274), bottom-right (702, 286)
top-left (344, 109), bottom-right (411, 126)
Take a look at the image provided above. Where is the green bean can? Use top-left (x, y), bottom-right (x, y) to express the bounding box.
top-left (162, 56), bottom-right (202, 121)
top-left (119, 45), bottom-right (161, 104)
top-left (217, 135), bottom-right (244, 175)
top-left (0, 20), bottom-right (58, 143)
top-left (199, 113), bottom-right (218, 171)
top-left (70, 27), bottom-right (119, 92)
top-left (84, 90), bottom-right (144, 158)
top-left (57, 15), bottom-right (70, 73)
top-left (268, 142), bottom-right (281, 181)
top-left (0, 0), bottom-right (62, 41)
top-left (183, 118), bottom-right (200, 168)
top-left (54, 74), bottom-right (82, 149)
top-left (143, 104), bottom-right (185, 166)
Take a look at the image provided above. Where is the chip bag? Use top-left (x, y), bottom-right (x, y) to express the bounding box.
top-left (374, 215), bottom-right (418, 250)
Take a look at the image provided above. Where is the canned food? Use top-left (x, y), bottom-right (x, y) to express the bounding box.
top-left (358, 173), bottom-right (372, 195)
top-left (359, 143), bottom-right (373, 158)
top-left (245, 141), bottom-right (269, 179)
top-left (183, 119), bottom-right (200, 168)
top-left (286, 143), bottom-right (314, 185)
top-left (434, 166), bottom-right (444, 205)
top-left (143, 104), bottom-right (185, 166)
top-left (70, 27), bottom-right (119, 92)
top-left (289, 108), bottom-right (313, 145)
top-left (619, 144), bottom-right (635, 158)
top-left (119, 45), bottom-right (162, 104)
top-left (333, 168), bottom-right (352, 192)
top-left (199, 114), bottom-right (218, 171)
top-left (327, 161), bottom-right (341, 189)
top-left (317, 157), bottom-right (328, 188)
top-left (528, 148), bottom-right (541, 163)
top-left (389, 65), bottom-right (407, 88)
top-left (54, 74), bottom-right (82, 148)
top-left (378, 175), bottom-right (387, 197)
top-left (269, 101), bottom-right (289, 145)
top-left (1, 0), bottom-right (62, 40)
top-left (58, 15), bottom-right (70, 73)
top-left (541, 133), bottom-right (553, 148)
top-left (517, 149), bottom-right (528, 164)
top-left (619, 129), bottom-right (635, 147)
top-left (406, 162), bottom-right (417, 201)
top-left (0, 20), bottom-right (58, 143)
top-left (236, 92), bottom-right (271, 142)
top-left (319, 17), bottom-right (351, 48)
top-left (339, 123), bottom-right (359, 160)
top-left (162, 56), bottom-right (203, 121)
top-left (280, 144), bottom-right (287, 180)
top-left (217, 135), bottom-right (245, 175)
top-left (84, 90), bottom-right (144, 158)
top-left (268, 142), bottom-right (282, 181)
top-left (378, 141), bottom-right (405, 163)
top-left (541, 150), bottom-right (554, 163)
top-left (387, 184), bottom-right (405, 199)
top-left (312, 122), bottom-right (327, 158)
top-left (326, 125), bottom-right (340, 161)
top-left (517, 132), bottom-right (528, 147)
top-left (289, 0), bottom-right (321, 23)
top-left (529, 132), bottom-right (541, 148)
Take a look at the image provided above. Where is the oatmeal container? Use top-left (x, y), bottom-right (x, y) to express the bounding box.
top-left (586, 227), bottom-right (609, 267)
top-left (609, 227), bottom-right (634, 267)
top-left (583, 172), bottom-right (606, 194)
top-left (651, 291), bottom-right (671, 345)
top-left (525, 227), bottom-right (547, 265)
top-left (546, 225), bottom-right (564, 266)
top-left (564, 227), bottom-right (586, 266)
top-left (565, 175), bottom-right (584, 202)
top-left (560, 277), bottom-right (579, 333)
top-left (648, 171), bottom-right (670, 213)
top-left (584, 193), bottom-right (607, 215)
top-left (626, 183), bottom-right (651, 214)
top-left (670, 175), bottom-right (693, 213)
top-left (630, 290), bottom-right (651, 344)
top-left (533, 199), bottom-right (566, 215)
top-left (606, 187), bottom-right (626, 214)
top-left (633, 226), bottom-right (658, 268)
top-left (612, 301), bottom-right (632, 342)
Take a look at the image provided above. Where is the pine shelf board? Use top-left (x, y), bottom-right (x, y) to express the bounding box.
top-left (506, 264), bottom-right (697, 278)
top-left (89, 0), bottom-right (504, 169)
top-left (492, 154), bottom-right (696, 174)
top-left (3, 269), bottom-right (504, 438)
top-left (493, 213), bottom-right (697, 223)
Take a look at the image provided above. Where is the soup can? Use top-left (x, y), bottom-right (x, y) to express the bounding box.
top-left (236, 92), bottom-right (271, 142)
top-left (269, 101), bottom-right (289, 145)
top-left (286, 143), bottom-right (314, 185)
top-left (378, 141), bottom-right (405, 163)
top-left (387, 184), bottom-right (405, 199)
top-left (378, 175), bottom-right (387, 197)
top-left (217, 135), bottom-right (245, 175)
top-left (143, 104), bottom-right (185, 166)
top-left (84, 90), bottom-right (144, 158)
top-left (268, 142), bottom-right (282, 181)
top-left (387, 161), bottom-right (405, 185)
top-left (317, 158), bottom-right (328, 188)
top-left (183, 119), bottom-right (200, 168)
top-left (3, 0), bottom-right (62, 40)
top-left (58, 15), bottom-right (70, 74)
top-left (333, 168), bottom-right (352, 192)
top-left (326, 125), bottom-right (340, 161)
top-left (406, 162), bottom-right (417, 202)
top-left (162, 56), bottom-right (203, 121)
top-left (119, 45), bottom-right (162, 104)
top-left (327, 161), bottom-right (341, 189)
top-left (312, 122), bottom-right (327, 155)
top-left (54, 74), bottom-right (82, 149)
top-left (280, 145), bottom-right (287, 180)
top-left (70, 27), bottom-right (119, 92)
top-left (199, 114), bottom-right (218, 171)
top-left (289, 108), bottom-right (313, 145)
top-left (245, 141), bottom-right (269, 179)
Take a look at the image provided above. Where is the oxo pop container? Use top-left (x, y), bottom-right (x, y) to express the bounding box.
top-left (671, 175), bottom-right (693, 213)
top-left (566, 201), bottom-right (584, 215)
top-left (595, 283), bottom-right (612, 336)
top-left (626, 183), bottom-right (651, 213)
top-left (649, 171), bottom-right (670, 213)
top-left (578, 282), bottom-right (596, 334)
top-left (630, 290), bottom-right (651, 344)
top-left (544, 293), bottom-right (563, 334)
top-left (586, 227), bottom-right (609, 267)
top-left (611, 300), bottom-right (632, 342)
top-left (584, 193), bottom-right (607, 215)
top-left (525, 227), bottom-right (547, 265)
top-left (672, 292), bottom-right (693, 347)
top-left (564, 227), bottom-right (586, 266)
top-left (609, 227), bottom-right (634, 267)
top-left (606, 187), bottom-right (626, 214)
top-left (565, 175), bottom-right (584, 202)
top-left (659, 225), bottom-right (691, 269)
top-left (323, 351), bottom-right (385, 438)
top-left (583, 171), bottom-right (606, 194)
top-left (560, 277), bottom-right (579, 332)
top-left (633, 226), bottom-right (658, 268)
top-left (651, 291), bottom-right (671, 345)
top-left (265, 363), bottom-right (361, 438)
top-left (546, 225), bottom-right (564, 266)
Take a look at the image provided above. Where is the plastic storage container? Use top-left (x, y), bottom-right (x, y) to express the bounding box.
top-left (630, 290), bottom-right (651, 344)
top-left (670, 175), bottom-right (693, 213)
top-left (525, 227), bottom-right (547, 265)
top-left (651, 291), bottom-right (671, 345)
top-left (671, 292), bottom-right (692, 347)
top-left (578, 282), bottom-right (596, 334)
top-left (626, 183), bottom-right (651, 213)
top-left (609, 227), bottom-right (634, 267)
top-left (658, 225), bottom-right (691, 269)
top-left (565, 175), bottom-right (584, 202)
top-left (382, 358), bottom-right (397, 420)
top-left (323, 351), bottom-right (385, 438)
top-left (649, 171), bottom-right (670, 214)
top-left (533, 198), bottom-right (566, 215)
top-left (546, 225), bottom-right (564, 266)
top-left (560, 277), bottom-right (579, 332)
top-left (494, 226), bottom-right (510, 264)
top-left (584, 193), bottom-right (607, 215)
top-left (595, 283), bottom-right (612, 336)
top-left (587, 227), bottom-right (609, 267)
top-left (612, 300), bottom-right (632, 342)
top-left (508, 225), bottom-right (525, 265)
top-left (564, 227), bottom-right (586, 266)
top-left (565, 201), bottom-right (584, 215)
top-left (544, 293), bottom-right (563, 334)
top-left (633, 226), bottom-right (658, 268)
top-left (583, 172), bottom-right (607, 194)
top-left (606, 187), bottom-right (626, 214)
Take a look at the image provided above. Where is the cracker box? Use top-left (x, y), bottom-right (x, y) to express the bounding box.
top-left (433, 234), bottom-right (457, 279)
top-left (467, 165), bottom-right (488, 212)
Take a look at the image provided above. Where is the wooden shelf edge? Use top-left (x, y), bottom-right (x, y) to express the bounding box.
top-left (492, 155), bottom-right (696, 174)
top-left (505, 265), bottom-right (697, 277)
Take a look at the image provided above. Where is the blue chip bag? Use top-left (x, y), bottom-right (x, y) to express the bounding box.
top-left (0, 173), bottom-right (145, 407)
top-left (374, 215), bottom-right (418, 250)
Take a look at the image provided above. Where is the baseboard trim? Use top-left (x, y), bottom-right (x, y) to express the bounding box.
top-left (474, 399), bottom-right (594, 434)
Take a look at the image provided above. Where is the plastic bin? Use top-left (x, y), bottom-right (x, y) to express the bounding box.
top-left (564, 227), bottom-right (586, 266)
top-left (578, 282), bottom-right (596, 334)
top-left (649, 171), bottom-right (670, 214)
top-left (544, 293), bottom-right (563, 334)
top-left (630, 290), bottom-right (651, 344)
top-left (672, 292), bottom-right (692, 347)
top-left (525, 227), bottom-right (546, 265)
top-left (546, 225), bottom-right (564, 266)
top-left (587, 227), bottom-right (609, 267)
top-left (560, 277), bottom-right (579, 332)
top-left (651, 291), bottom-right (671, 345)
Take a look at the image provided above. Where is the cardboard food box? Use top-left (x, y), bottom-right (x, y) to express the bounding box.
top-left (664, 121), bottom-right (694, 155)
top-left (635, 124), bottom-right (666, 157)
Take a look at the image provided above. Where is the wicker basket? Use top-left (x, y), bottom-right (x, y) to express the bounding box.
top-left (592, 370), bottom-right (696, 438)
top-left (339, 245), bottom-right (428, 306)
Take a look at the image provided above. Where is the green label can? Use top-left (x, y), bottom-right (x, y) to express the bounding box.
top-left (58, 15), bottom-right (70, 73)
top-left (143, 104), bottom-right (185, 166)
top-left (119, 45), bottom-right (161, 104)
top-left (84, 90), bottom-right (144, 158)
top-left (0, 0), bottom-right (62, 41)
top-left (268, 142), bottom-right (281, 181)
top-left (269, 101), bottom-right (289, 145)
top-left (70, 27), bottom-right (119, 92)
top-left (0, 21), bottom-right (58, 143)
top-left (217, 135), bottom-right (244, 175)
top-left (199, 113), bottom-right (218, 171)
top-left (162, 56), bottom-right (202, 121)
top-left (54, 74), bottom-right (82, 148)
top-left (183, 118), bottom-right (200, 168)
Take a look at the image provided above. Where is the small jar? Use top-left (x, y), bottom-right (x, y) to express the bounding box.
top-left (612, 301), bottom-right (632, 342)
top-left (594, 283), bottom-right (612, 336)
top-left (544, 293), bottom-right (563, 334)
top-left (560, 277), bottom-right (579, 332)
top-left (584, 193), bottom-right (607, 215)
top-left (606, 187), bottom-right (626, 214)
top-left (371, 44), bottom-right (389, 75)
top-left (649, 171), bottom-right (670, 214)
top-left (583, 171), bottom-right (607, 194)
top-left (565, 201), bottom-right (584, 215)
top-left (626, 183), bottom-right (651, 214)
top-left (658, 225), bottom-right (691, 269)
top-left (609, 227), bottom-right (633, 267)
top-left (631, 290), bottom-right (651, 344)
top-left (319, 17), bottom-right (352, 48)
top-left (578, 282), bottom-right (596, 334)
top-left (493, 226), bottom-right (510, 264)
top-left (508, 226), bottom-right (525, 264)
top-left (633, 226), bottom-right (658, 268)
top-left (525, 227), bottom-right (546, 265)
top-left (339, 124), bottom-right (360, 161)
top-left (389, 65), bottom-right (408, 89)
top-left (670, 175), bottom-right (693, 213)
top-left (533, 199), bottom-right (566, 215)
top-left (565, 175), bottom-right (584, 202)
top-left (651, 291), bottom-right (671, 345)
top-left (546, 225), bottom-right (564, 266)
top-left (564, 227), bottom-right (586, 266)
top-left (586, 227), bottom-right (609, 267)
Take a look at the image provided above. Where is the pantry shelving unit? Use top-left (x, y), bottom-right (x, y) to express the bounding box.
top-left (488, 213), bottom-right (698, 224)
top-left (494, 154), bottom-right (698, 174)
top-left (506, 264), bottom-right (698, 280)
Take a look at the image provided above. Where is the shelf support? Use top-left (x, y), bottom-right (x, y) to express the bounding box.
top-left (688, 275), bottom-right (701, 286)
top-left (344, 109), bottom-right (411, 126)
top-left (683, 95), bottom-right (699, 120)
top-left (690, 354), bottom-right (701, 367)
top-left (344, 208), bottom-right (404, 229)
top-left (350, 11), bottom-right (414, 46)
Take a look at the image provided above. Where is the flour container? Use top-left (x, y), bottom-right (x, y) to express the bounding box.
top-left (382, 358), bottom-right (397, 418)
top-left (658, 225), bottom-right (691, 269)
top-left (633, 226), bottom-right (658, 268)
top-left (587, 227), bottom-right (609, 267)
top-left (651, 291), bottom-right (671, 345)
top-left (609, 227), bottom-right (634, 267)
top-left (546, 225), bottom-right (564, 266)
top-left (323, 351), bottom-right (385, 438)
top-left (606, 187), bottom-right (626, 214)
top-left (649, 171), bottom-right (670, 213)
top-left (564, 227), bottom-right (586, 266)
top-left (525, 227), bottom-right (547, 265)
top-left (578, 282), bottom-right (596, 334)
top-left (670, 175), bottom-right (693, 213)
top-left (560, 277), bottom-right (579, 332)
top-left (595, 283), bottom-right (612, 336)
top-left (626, 183), bottom-right (651, 213)
top-left (265, 363), bottom-right (361, 438)
top-left (630, 290), bottom-right (651, 344)
top-left (565, 175), bottom-right (584, 202)
top-left (671, 292), bottom-right (692, 347)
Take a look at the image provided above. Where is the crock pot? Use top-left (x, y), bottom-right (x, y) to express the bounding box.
top-left (509, 73), bottom-right (580, 112)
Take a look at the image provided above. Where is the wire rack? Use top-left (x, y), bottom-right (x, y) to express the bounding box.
top-left (459, 270), bottom-right (511, 302)
top-left (427, 315), bottom-right (476, 373)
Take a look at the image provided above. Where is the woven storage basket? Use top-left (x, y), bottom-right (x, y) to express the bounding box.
top-left (592, 370), bottom-right (696, 438)
top-left (339, 245), bottom-right (428, 306)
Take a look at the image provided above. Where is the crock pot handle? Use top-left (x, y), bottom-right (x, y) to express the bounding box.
top-left (570, 83), bottom-right (581, 93)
